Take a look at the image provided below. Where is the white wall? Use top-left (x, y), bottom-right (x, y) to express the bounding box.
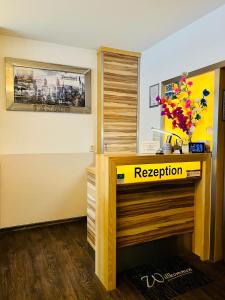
top-left (0, 35), bottom-right (97, 154)
top-left (0, 35), bottom-right (97, 227)
top-left (140, 4), bottom-right (225, 147)
top-left (3, 4), bottom-right (225, 227)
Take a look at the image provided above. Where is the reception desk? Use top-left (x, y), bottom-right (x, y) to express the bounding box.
top-left (87, 153), bottom-right (211, 291)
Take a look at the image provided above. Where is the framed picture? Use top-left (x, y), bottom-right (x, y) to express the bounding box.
top-left (165, 83), bottom-right (173, 97)
top-left (165, 81), bottom-right (179, 97)
top-left (5, 57), bottom-right (91, 113)
top-left (149, 84), bottom-right (159, 108)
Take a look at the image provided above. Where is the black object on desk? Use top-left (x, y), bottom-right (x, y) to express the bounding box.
top-left (189, 142), bottom-right (206, 153)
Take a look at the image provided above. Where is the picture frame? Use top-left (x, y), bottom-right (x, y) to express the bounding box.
top-left (5, 57), bottom-right (91, 114)
top-left (165, 83), bottom-right (173, 97)
top-left (149, 83), bottom-right (159, 108)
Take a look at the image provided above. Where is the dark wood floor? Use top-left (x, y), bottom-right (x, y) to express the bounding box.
top-left (0, 220), bottom-right (225, 300)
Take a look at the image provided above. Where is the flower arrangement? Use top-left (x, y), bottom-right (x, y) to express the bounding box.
top-left (156, 73), bottom-right (210, 141)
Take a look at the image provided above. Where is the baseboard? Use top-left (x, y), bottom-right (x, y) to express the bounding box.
top-left (0, 216), bottom-right (87, 233)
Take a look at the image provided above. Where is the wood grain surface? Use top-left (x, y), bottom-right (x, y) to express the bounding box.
top-left (95, 153), bottom-right (211, 291)
top-left (117, 182), bottom-right (195, 247)
top-left (97, 48), bottom-right (140, 153)
top-left (1, 220), bottom-right (224, 300)
top-left (87, 168), bottom-right (96, 249)
top-left (103, 52), bottom-right (138, 153)
top-left (212, 68), bottom-right (225, 261)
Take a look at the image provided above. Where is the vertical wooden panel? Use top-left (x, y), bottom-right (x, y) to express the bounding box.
top-left (103, 52), bottom-right (138, 153)
top-left (97, 51), bottom-right (104, 154)
top-left (193, 158), bottom-right (212, 260)
top-left (95, 155), bottom-right (117, 291)
top-left (213, 68), bottom-right (225, 261)
top-left (97, 47), bottom-right (141, 154)
top-left (87, 168), bottom-right (96, 249)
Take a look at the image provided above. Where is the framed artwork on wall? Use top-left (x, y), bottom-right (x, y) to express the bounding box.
top-left (165, 83), bottom-right (173, 97)
top-left (149, 83), bottom-right (159, 108)
top-left (5, 57), bottom-right (91, 113)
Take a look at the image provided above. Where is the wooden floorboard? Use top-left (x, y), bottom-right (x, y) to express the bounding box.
top-left (0, 220), bottom-right (225, 300)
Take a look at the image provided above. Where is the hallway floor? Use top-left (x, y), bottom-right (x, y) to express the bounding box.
top-left (0, 219), bottom-right (225, 300)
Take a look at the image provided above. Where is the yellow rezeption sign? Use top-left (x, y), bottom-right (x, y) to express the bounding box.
top-left (116, 161), bottom-right (201, 184)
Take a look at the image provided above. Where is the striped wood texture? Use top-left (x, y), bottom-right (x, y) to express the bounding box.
top-left (117, 181), bottom-right (195, 248)
top-left (103, 52), bottom-right (138, 153)
top-left (87, 171), bottom-right (195, 250)
top-left (87, 169), bottom-right (96, 249)
top-left (95, 153), bottom-right (211, 291)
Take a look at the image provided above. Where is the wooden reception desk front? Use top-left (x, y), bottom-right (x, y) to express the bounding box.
top-left (87, 153), bottom-right (211, 291)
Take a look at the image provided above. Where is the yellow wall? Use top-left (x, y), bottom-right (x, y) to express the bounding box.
top-left (164, 71), bottom-right (215, 149)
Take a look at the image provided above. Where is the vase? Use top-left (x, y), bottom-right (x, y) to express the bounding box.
top-left (182, 134), bottom-right (192, 154)
top-left (182, 144), bottom-right (189, 154)
top-left (162, 142), bottom-right (172, 154)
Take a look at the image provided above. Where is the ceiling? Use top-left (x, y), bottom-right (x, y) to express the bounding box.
top-left (0, 0), bottom-right (225, 52)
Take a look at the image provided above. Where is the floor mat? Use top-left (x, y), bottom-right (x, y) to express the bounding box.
top-left (124, 256), bottom-right (212, 299)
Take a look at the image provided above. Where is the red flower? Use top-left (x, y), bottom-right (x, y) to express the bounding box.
top-left (172, 120), bottom-right (177, 128)
top-left (170, 103), bottom-right (176, 108)
top-left (180, 76), bottom-right (187, 83)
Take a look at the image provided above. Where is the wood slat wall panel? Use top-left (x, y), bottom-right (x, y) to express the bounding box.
top-left (87, 171), bottom-right (96, 249)
top-left (103, 52), bottom-right (138, 153)
top-left (104, 89), bottom-right (137, 95)
top-left (117, 182), bottom-right (195, 248)
top-left (104, 53), bottom-right (138, 64)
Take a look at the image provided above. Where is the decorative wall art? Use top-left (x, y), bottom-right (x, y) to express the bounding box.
top-left (149, 83), bottom-right (159, 107)
top-left (5, 58), bottom-right (91, 113)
